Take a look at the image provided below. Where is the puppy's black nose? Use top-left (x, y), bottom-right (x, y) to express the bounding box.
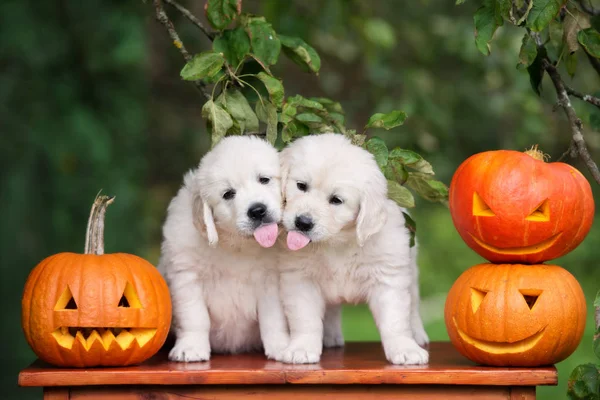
top-left (295, 214), bottom-right (314, 232)
top-left (248, 203), bottom-right (268, 221)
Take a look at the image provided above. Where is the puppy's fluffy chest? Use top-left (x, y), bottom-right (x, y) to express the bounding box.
top-left (288, 245), bottom-right (403, 305)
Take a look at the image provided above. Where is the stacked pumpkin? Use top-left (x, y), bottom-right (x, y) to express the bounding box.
top-left (445, 147), bottom-right (594, 366)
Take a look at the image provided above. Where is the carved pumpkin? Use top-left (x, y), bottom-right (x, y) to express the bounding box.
top-left (449, 147), bottom-right (594, 264)
top-left (21, 195), bottom-right (171, 367)
top-left (444, 263), bottom-right (586, 366)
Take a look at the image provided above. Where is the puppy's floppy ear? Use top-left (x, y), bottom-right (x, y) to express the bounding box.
top-left (192, 194), bottom-right (219, 247)
top-left (356, 173), bottom-right (388, 247)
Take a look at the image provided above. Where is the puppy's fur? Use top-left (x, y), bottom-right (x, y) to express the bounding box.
top-left (278, 133), bottom-right (429, 365)
top-left (158, 136), bottom-right (289, 362)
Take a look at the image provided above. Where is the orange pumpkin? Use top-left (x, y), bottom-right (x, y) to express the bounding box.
top-left (449, 148), bottom-right (594, 264)
top-left (21, 195), bottom-right (171, 367)
top-left (444, 263), bottom-right (586, 366)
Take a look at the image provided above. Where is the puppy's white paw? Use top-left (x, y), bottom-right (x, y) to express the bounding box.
top-left (278, 339), bottom-right (321, 364)
top-left (383, 337), bottom-right (429, 365)
top-left (264, 335), bottom-right (290, 361)
top-left (323, 332), bottom-right (345, 348)
top-left (412, 324), bottom-right (429, 348)
top-left (169, 335), bottom-right (211, 362)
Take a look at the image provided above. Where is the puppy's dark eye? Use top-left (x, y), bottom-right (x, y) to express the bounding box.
top-left (223, 189), bottom-right (236, 200)
top-left (329, 195), bottom-right (343, 205)
top-left (259, 176), bottom-right (270, 185)
top-left (297, 181), bottom-right (308, 192)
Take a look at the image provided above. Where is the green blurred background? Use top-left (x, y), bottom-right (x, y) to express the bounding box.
top-left (2, 0), bottom-right (599, 398)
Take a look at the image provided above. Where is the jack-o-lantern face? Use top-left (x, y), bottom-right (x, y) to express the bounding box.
top-left (449, 149), bottom-right (594, 264)
top-left (22, 253), bottom-right (172, 367)
top-left (21, 196), bottom-right (171, 367)
top-left (444, 263), bottom-right (586, 366)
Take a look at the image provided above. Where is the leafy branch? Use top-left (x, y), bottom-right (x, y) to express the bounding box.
top-left (146, 0), bottom-right (450, 209)
top-left (152, 0), bottom-right (211, 100)
top-left (460, 0), bottom-right (600, 185)
top-left (542, 58), bottom-right (600, 184)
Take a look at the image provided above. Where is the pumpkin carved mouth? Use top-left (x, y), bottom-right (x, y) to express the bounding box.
top-left (51, 327), bottom-right (157, 351)
top-left (469, 232), bottom-right (562, 255)
top-left (453, 318), bottom-right (546, 354)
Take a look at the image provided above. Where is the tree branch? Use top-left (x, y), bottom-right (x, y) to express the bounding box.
top-left (543, 59), bottom-right (600, 184)
top-left (577, 0), bottom-right (600, 16)
top-left (152, 0), bottom-right (210, 99)
top-left (163, 0), bottom-right (215, 41)
top-left (565, 86), bottom-right (600, 109)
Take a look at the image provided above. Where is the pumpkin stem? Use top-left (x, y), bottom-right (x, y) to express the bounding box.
top-left (84, 193), bottom-right (115, 255)
top-left (524, 145), bottom-right (550, 162)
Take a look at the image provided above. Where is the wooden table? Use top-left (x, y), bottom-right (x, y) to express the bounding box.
top-left (19, 342), bottom-right (557, 399)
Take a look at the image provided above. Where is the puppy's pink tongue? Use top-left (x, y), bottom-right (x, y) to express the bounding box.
top-left (287, 231), bottom-right (311, 251)
top-left (253, 223), bottom-right (278, 248)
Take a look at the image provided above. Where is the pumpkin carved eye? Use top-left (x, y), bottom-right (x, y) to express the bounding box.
top-left (118, 282), bottom-right (142, 309)
top-left (519, 289), bottom-right (542, 310)
top-left (525, 199), bottom-right (550, 222)
top-left (470, 287), bottom-right (488, 313)
top-left (473, 192), bottom-right (495, 217)
top-left (54, 286), bottom-right (78, 310)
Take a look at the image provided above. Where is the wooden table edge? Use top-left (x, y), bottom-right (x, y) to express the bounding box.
top-left (18, 369), bottom-right (558, 387)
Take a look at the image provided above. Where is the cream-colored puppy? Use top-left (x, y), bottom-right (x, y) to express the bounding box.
top-left (278, 133), bottom-right (429, 365)
top-left (158, 136), bottom-right (289, 362)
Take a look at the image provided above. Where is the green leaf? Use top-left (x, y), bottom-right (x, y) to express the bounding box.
top-left (456, 0), bottom-right (466, 4)
top-left (329, 112), bottom-right (345, 125)
top-left (310, 97), bottom-right (344, 114)
top-left (202, 100), bottom-right (234, 146)
top-left (384, 160), bottom-right (409, 184)
top-left (402, 212), bottom-right (417, 247)
top-left (256, 72), bottom-right (284, 107)
top-left (205, 0), bottom-right (241, 30)
top-left (567, 363), bottom-right (600, 399)
top-left (213, 28), bottom-right (250, 67)
top-left (365, 110), bottom-right (407, 130)
top-left (388, 180), bottom-right (415, 208)
top-left (388, 148), bottom-right (434, 174)
top-left (295, 112), bottom-right (324, 124)
top-left (474, 0), bottom-right (504, 55)
top-left (527, 0), bottom-right (565, 32)
top-left (256, 101), bottom-right (278, 145)
top-left (566, 52), bottom-right (578, 77)
top-left (279, 34), bottom-right (322, 74)
top-left (217, 89), bottom-right (259, 133)
top-left (578, 28), bottom-right (600, 58)
top-left (406, 173), bottom-right (449, 203)
top-left (362, 18), bottom-right (396, 49)
top-left (202, 69), bottom-right (226, 84)
top-left (281, 120), bottom-right (310, 143)
top-left (527, 46), bottom-right (547, 96)
top-left (280, 102), bottom-right (297, 124)
top-left (517, 33), bottom-right (538, 69)
top-left (246, 20), bottom-right (281, 66)
top-left (287, 95), bottom-right (325, 111)
top-left (365, 137), bottom-right (389, 169)
top-left (180, 51), bottom-right (225, 81)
